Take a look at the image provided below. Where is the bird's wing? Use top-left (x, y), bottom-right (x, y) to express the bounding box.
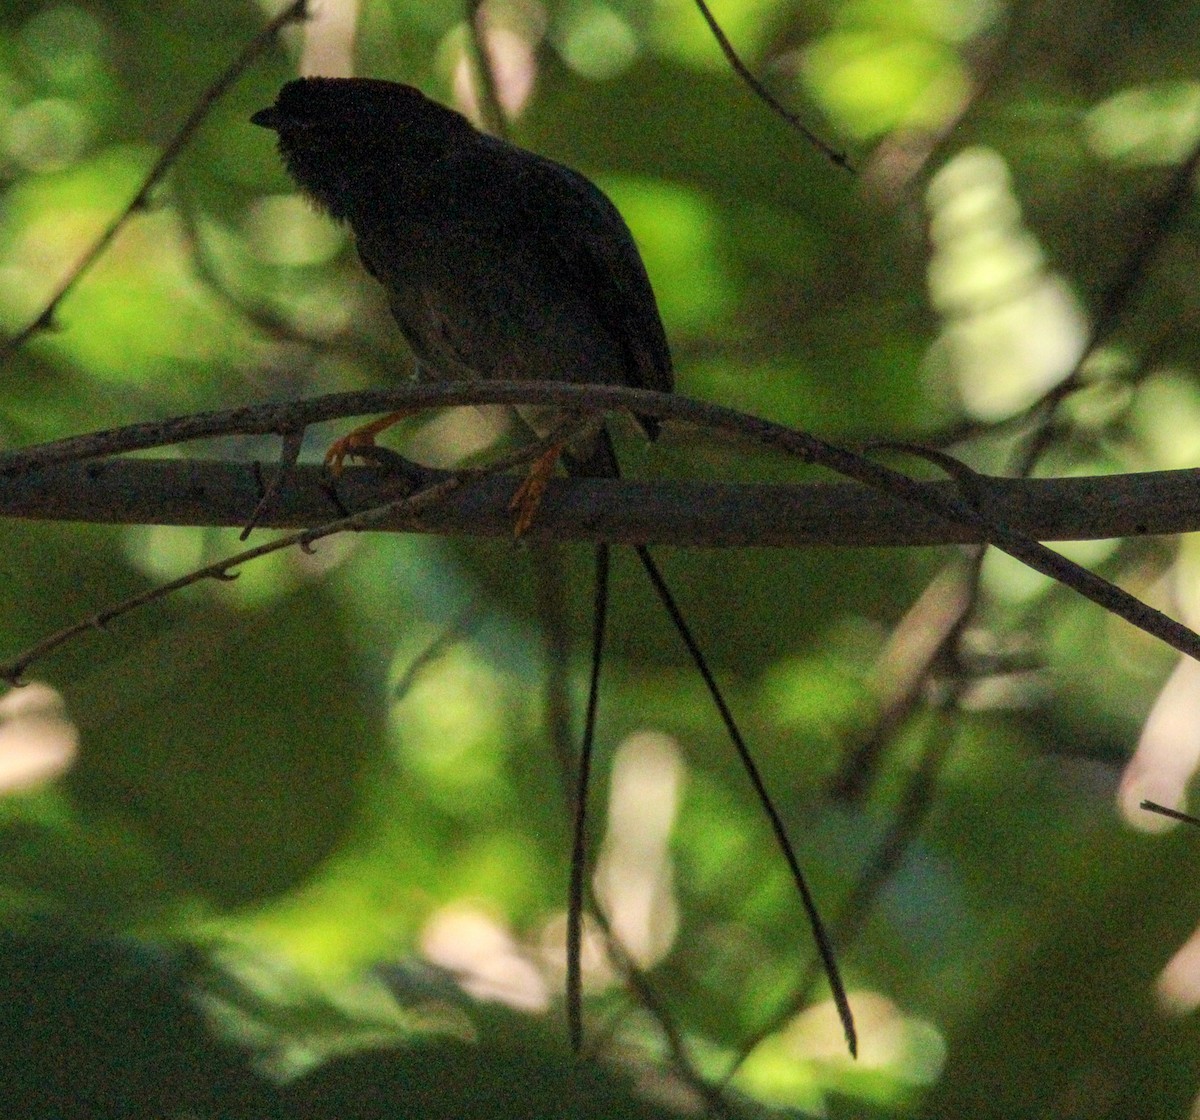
top-left (510, 152), bottom-right (674, 399)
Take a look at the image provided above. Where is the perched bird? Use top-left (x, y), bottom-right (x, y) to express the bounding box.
top-left (252, 76), bottom-right (854, 1058)
top-left (251, 76), bottom-right (671, 502)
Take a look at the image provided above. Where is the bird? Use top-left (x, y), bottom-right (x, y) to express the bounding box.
top-left (250, 76), bottom-right (671, 519)
top-left (252, 76), bottom-right (855, 1058)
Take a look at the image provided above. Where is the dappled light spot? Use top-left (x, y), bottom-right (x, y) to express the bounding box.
top-left (978, 547), bottom-right (1054, 605)
top-left (802, 32), bottom-right (968, 139)
top-left (1086, 81), bottom-right (1200, 166)
top-left (593, 730), bottom-right (682, 968)
top-left (298, 0), bottom-right (358, 79)
top-left (926, 147), bottom-right (1087, 420)
top-left (284, 278), bottom-right (361, 338)
top-left (17, 5), bottom-right (106, 86)
top-left (980, 536), bottom-right (1119, 608)
top-left (244, 194), bottom-right (344, 268)
top-left (123, 523), bottom-right (208, 584)
top-left (0, 681), bottom-right (77, 791)
top-left (451, 3), bottom-right (540, 122)
top-left (421, 903), bottom-right (549, 1012)
top-left (402, 400), bottom-right (513, 468)
top-left (790, 991), bottom-right (938, 1069)
top-left (554, 2), bottom-right (639, 81)
top-left (390, 647), bottom-right (512, 812)
top-left (122, 523), bottom-right (319, 605)
top-left (1120, 656), bottom-right (1200, 832)
top-left (1157, 920), bottom-right (1200, 1013)
top-left (1129, 373), bottom-right (1200, 473)
top-left (3, 97), bottom-right (93, 173)
top-left (598, 178), bottom-right (731, 337)
top-left (538, 908), bottom-right (614, 994)
top-left (735, 990), bottom-right (945, 1110)
top-left (0, 147), bottom-right (269, 381)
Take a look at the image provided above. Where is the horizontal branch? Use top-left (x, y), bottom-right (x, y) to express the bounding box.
top-left (4, 383), bottom-right (1200, 671)
top-left (1, 456), bottom-right (1195, 548)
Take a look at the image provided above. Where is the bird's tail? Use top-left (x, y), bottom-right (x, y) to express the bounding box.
top-left (560, 425), bottom-right (856, 1057)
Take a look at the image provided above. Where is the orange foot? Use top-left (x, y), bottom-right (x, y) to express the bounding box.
top-left (324, 410), bottom-right (410, 476)
top-left (509, 442), bottom-right (564, 537)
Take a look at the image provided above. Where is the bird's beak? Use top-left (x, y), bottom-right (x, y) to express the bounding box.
top-left (250, 106), bottom-right (282, 130)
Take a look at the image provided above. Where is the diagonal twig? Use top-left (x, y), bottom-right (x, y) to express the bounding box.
top-left (692, 0), bottom-right (854, 173)
top-left (1015, 133), bottom-right (1200, 476)
top-left (0, 0), bottom-right (309, 360)
top-left (1141, 801), bottom-right (1200, 827)
top-left (240, 427), bottom-right (306, 539)
top-left (0, 419), bottom-right (585, 686)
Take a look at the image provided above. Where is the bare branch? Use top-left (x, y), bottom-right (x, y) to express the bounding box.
top-left (0, 423), bottom-right (571, 684)
top-left (4, 382), bottom-right (1200, 670)
top-left (1141, 801), bottom-right (1200, 827)
top-left (4, 452), bottom-right (1197, 543)
top-left (5, 406), bottom-right (1200, 547)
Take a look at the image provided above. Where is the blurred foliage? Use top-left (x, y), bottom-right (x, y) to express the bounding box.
top-left (3, 0), bottom-right (1200, 1116)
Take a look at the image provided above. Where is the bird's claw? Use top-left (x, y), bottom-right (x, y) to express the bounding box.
top-left (509, 443), bottom-right (563, 538)
top-left (324, 432), bottom-right (371, 477)
top-left (324, 410), bottom-right (412, 477)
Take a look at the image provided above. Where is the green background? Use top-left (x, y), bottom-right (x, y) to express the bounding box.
top-left (2, 0), bottom-right (1200, 1115)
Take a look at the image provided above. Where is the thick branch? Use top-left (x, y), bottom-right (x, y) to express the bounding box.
top-left (0, 457), bottom-right (1195, 548)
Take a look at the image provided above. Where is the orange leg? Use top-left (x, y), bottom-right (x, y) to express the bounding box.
top-left (324, 410), bottom-right (411, 475)
top-left (509, 441), bottom-right (564, 537)
top-left (328, 413), bottom-right (562, 536)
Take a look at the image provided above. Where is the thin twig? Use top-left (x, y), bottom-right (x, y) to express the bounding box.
top-left (588, 902), bottom-right (743, 1119)
top-left (793, 127), bottom-right (1200, 1075)
top-left (692, 0), bottom-right (853, 173)
top-left (241, 428), bottom-right (305, 539)
top-left (1141, 801), bottom-right (1200, 827)
top-left (0, 422), bottom-right (581, 685)
top-left (566, 543), bottom-right (608, 1054)
top-left (791, 127), bottom-right (1200, 1079)
top-left (0, 0), bottom-right (309, 360)
top-left (1014, 133), bottom-right (1200, 475)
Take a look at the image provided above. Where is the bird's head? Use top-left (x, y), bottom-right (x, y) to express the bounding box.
top-left (252, 77), bottom-right (474, 220)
